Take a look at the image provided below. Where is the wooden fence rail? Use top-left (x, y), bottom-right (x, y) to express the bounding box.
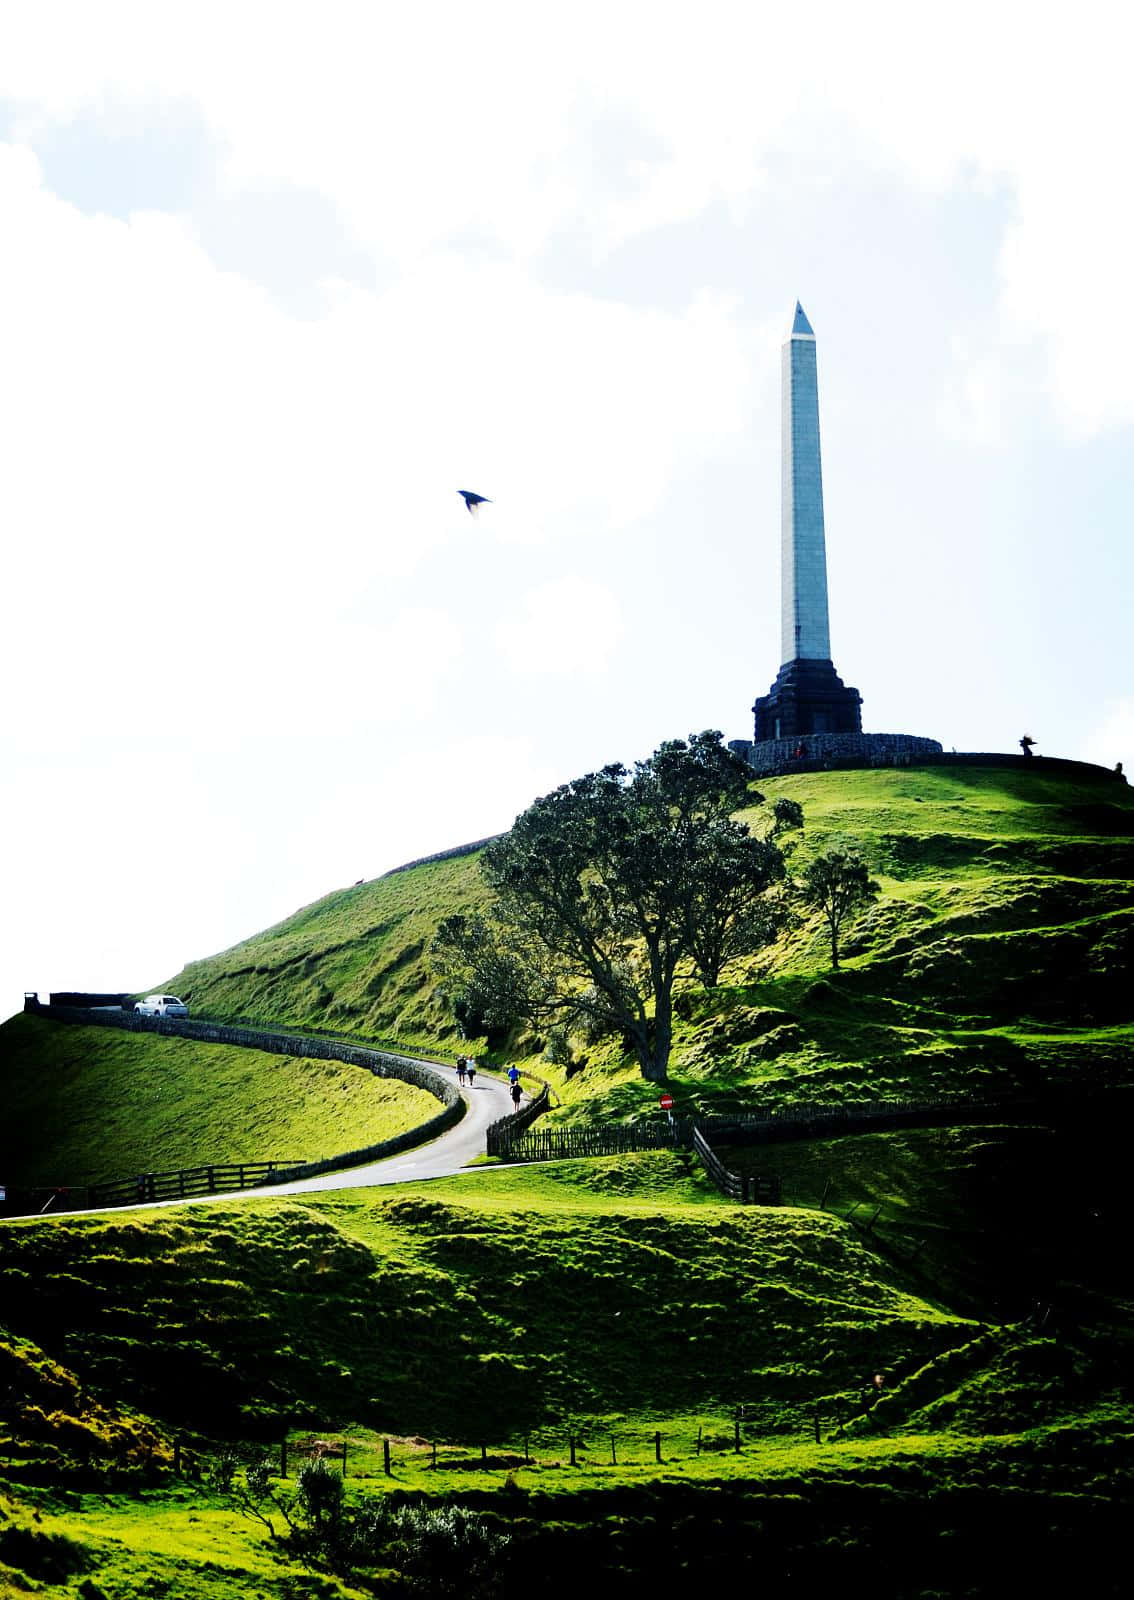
top-left (691, 1126), bottom-right (743, 1200)
top-left (89, 1160), bottom-right (310, 1208)
top-left (489, 1119), bottom-right (681, 1161)
top-left (488, 1093), bottom-right (1036, 1164)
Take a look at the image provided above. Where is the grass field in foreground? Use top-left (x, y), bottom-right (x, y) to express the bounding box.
top-left (2, 1147), bottom-right (1131, 1596)
top-left (0, 1013), bottom-right (440, 1186)
top-left (3, 1414), bottom-right (1129, 1599)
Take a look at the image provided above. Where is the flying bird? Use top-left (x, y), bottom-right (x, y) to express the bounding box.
top-left (458, 489), bottom-right (492, 517)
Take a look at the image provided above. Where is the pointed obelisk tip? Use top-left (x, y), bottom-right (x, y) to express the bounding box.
top-left (791, 300), bottom-right (814, 336)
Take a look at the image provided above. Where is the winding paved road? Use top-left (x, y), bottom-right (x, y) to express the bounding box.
top-left (48, 1072), bottom-right (519, 1218)
top-left (12, 1009), bottom-right (526, 1218)
top-left (247, 1069), bottom-right (515, 1198)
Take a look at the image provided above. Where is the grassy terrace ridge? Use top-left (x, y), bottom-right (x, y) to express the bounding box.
top-left (0, 1014), bottom-right (439, 1187)
top-left (1, 1154), bottom-right (1131, 1594)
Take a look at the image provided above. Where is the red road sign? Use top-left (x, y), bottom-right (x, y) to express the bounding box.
top-left (659, 1093), bottom-right (674, 1110)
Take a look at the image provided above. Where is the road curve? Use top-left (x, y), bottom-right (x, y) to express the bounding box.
top-left (19, 1067), bottom-right (519, 1221)
top-left (249, 1069), bottom-right (515, 1197)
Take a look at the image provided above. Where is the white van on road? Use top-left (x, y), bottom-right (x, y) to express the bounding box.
top-left (134, 995), bottom-right (189, 1018)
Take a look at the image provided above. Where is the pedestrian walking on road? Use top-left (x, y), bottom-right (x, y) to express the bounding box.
top-left (467, 1063), bottom-right (477, 1088)
top-left (456, 1057), bottom-right (467, 1086)
top-left (507, 1064), bottom-right (520, 1086)
top-left (510, 1081), bottom-right (523, 1112)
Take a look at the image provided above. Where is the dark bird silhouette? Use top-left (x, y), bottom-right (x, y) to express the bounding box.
top-left (458, 489), bottom-right (492, 517)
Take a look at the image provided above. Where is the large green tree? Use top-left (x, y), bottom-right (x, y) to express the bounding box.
top-left (431, 732), bottom-right (785, 1081)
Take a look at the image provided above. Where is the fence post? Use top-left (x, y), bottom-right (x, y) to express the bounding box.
top-left (481, 1442), bottom-right (488, 1467)
top-left (654, 1431), bottom-right (662, 1463)
top-left (610, 1435), bottom-right (616, 1466)
top-left (383, 1439), bottom-right (391, 1476)
top-left (814, 1413), bottom-right (822, 1444)
top-left (569, 1435), bottom-right (576, 1467)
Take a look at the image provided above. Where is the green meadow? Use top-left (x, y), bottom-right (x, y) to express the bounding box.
top-left (1, 763), bottom-right (1132, 1593)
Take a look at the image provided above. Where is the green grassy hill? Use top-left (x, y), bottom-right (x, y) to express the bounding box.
top-left (0, 1014), bottom-right (439, 1187)
top-left (165, 849), bottom-right (490, 1048)
top-left (149, 764), bottom-right (1134, 1124)
top-left (2, 760), bottom-right (1132, 1595)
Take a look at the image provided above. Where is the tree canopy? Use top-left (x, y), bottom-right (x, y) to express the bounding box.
top-left (799, 848), bottom-right (879, 970)
top-left (431, 732), bottom-right (786, 1081)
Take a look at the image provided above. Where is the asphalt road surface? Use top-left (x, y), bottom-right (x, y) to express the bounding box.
top-left (26, 1067), bottom-right (519, 1220)
top-left (244, 1067), bottom-right (516, 1198)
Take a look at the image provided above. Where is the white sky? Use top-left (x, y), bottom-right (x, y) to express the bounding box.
top-left (2, 1), bottom-right (1132, 1019)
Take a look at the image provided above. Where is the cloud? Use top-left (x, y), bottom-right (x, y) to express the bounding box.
top-left (495, 575), bottom-right (623, 678)
top-left (6, 3), bottom-right (1133, 442)
top-left (0, 144), bottom-right (748, 751)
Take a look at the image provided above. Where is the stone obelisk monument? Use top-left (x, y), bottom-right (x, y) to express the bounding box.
top-left (752, 302), bottom-right (862, 741)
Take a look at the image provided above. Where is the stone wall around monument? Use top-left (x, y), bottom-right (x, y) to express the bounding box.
top-left (729, 731), bottom-right (944, 777)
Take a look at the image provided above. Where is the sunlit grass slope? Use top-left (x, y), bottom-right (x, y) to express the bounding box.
top-left (157, 767), bottom-right (1132, 1114)
top-left (540, 764), bottom-right (1134, 1121)
top-left (165, 850), bottom-right (489, 1047)
top-left (0, 1013), bottom-right (439, 1186)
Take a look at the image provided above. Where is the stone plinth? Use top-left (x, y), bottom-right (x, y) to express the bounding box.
top-left (752, 657), bottom-right (862, 741)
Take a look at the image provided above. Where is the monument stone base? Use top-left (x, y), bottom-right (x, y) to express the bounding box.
top-left (753, 657), bottom-right (862, 741)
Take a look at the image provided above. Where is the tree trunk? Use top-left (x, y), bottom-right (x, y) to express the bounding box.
top-left (648, 976), bottom-right (673, 1081)
top-left (640, 1050), bottom-right (667, 1083)
top-left (830, 917), bottom-right (840, 970)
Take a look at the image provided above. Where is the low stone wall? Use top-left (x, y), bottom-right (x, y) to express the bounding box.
top-left (727, 736), bottom-right (1126, 785)
top-left (382, 835), bottom-right (502, 878)
top-left (729, 731), bottom-right (943, 776)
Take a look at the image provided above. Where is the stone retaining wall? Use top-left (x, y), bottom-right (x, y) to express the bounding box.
top-left (729, 731), bottom-right (942, 776)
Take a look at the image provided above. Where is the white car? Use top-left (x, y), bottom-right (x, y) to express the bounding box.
top-left (134, 994), bottom-right (189, 1018)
